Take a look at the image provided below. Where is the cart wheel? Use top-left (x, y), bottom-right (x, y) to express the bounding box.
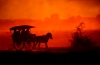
top-left (24, 42), bottom-right (35, 51)
top-left (31, 42), bottom-right (37, 51)
top-left (29, 42), bottom-right (36, 51)
top-left (13, 42), bottom-right (25, 51)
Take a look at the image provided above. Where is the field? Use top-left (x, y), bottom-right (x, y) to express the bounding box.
top-left (0, 30), bottom-right (100, 64)
top-left (0, 47), bottom-right (100, 64)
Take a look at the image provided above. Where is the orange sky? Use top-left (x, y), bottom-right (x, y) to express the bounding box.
top-left (0, 0), bottom-right (100, 20)
top-left (0, 0), bottom-right (100, 31)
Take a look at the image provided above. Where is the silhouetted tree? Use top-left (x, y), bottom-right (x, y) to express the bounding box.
top-left (69, 22), bottom-right (95, 48)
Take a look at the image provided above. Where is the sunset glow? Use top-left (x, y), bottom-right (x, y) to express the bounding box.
top-left (0, 0), bottom-right (100, 20)
top-left (0, 0), bottom-right (100, 50)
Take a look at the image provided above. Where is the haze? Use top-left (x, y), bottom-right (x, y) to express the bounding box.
top-left (0, 0), bottom-right (100, 20)
top-left (0, 0), bottom-right (100, 49)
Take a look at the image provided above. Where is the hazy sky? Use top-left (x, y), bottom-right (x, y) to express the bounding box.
top-left (0, 0), bottom-right (100, 20)
top-left (0, 0), bottom-right (100, 48)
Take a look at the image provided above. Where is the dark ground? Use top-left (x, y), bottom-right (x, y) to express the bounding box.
top-left (0, 47), bottom-right (100, 64)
